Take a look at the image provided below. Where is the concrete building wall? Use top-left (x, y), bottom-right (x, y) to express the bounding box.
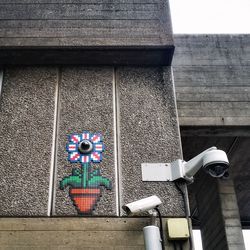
top-left (0, 67), bottom-right (56, 216)
top-left (0, 1), bottom-right (189, 248)
top-left (117, 67), bottom-right (183, 216)
top-left (0, 66), bottom-right (184, 217)
top-left (0, 65), bottom-right (189, 248)
top-left (173, 35), bottom-right (250, 126)
top-left (54, 67), bottom-right (117, 216)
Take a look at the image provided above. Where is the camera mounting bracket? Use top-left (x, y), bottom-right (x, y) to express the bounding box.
top-left (141, 161), bottom-right (193, 183)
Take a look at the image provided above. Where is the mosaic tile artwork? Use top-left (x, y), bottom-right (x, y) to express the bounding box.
top-left (60, 131), bottom-right (112, 214)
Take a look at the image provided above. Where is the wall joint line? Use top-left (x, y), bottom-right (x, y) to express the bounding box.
top-left (48, 67), bottom-right (61, 216)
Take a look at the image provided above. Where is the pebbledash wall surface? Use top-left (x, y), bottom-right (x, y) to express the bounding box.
top-left (0, 66), bottom-right (183, 217)
top-left (0, 1), bottom-right (185, 219)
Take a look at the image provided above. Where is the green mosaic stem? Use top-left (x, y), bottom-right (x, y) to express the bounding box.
top-left (82, 163), bottom-right (90, 188)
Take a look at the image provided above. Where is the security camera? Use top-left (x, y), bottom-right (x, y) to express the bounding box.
top-left (202, 149), bottom-right (229, 178)
top-left (141, 147), bottom-right (229, 183)
top-left (123, 196), bottom-right (164, 250)
top-left (78, 140), bottom-right (93, 154)
top-left (181, 146), bottom-right (229, 180)
top-left (122, 195), bottom-right (162, 215)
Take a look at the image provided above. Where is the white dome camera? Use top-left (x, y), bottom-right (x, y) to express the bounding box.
top-left (183, 147), bottom-right (229, 181)
top-left (202, 149), bottom-right (229, 178)
top-left (122, 195), bottom-right (162, 215)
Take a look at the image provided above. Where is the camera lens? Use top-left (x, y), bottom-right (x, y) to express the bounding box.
top-left (78, 140), bottom-right (93, 154)
top-left (122, 205), bottom-right (132, 215)
top-left (207, 163), bottom-right (228, 178)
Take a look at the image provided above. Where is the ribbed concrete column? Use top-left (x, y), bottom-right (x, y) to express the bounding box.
top-left (195, 173), bottom-right (245, 250)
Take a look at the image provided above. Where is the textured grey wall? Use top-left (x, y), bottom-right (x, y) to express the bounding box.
top-left (54, 66), bottom-right (184, 216)
top-left (0, 67), bottom-right (56, 216)
top-left (54, 67), bottom-right (117, 216)
top-left (0, 66), bottom-right (184, 216)
top-left (117, 67), bottom-right (184, 216)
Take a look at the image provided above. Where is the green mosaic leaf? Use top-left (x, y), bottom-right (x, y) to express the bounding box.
top-left (87, 175), bottom-right (112, 189)
top-left (92, 169), bottom-right (101, 176)
top-left (60, 175), bottom-right (82, 189)
top-left (72, 168), bottom-right (81, 176)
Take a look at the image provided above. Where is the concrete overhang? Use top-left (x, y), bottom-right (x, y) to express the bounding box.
top-left (0, 1), bottom-right (174, 66)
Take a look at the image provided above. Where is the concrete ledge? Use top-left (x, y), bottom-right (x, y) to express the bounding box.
top-left (0, 218), bottom-right (190, 250)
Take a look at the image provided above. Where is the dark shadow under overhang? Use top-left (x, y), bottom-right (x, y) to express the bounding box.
top-left (0, 46), bottom-right (175, 66)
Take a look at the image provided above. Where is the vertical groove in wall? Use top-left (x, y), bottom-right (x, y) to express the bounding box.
top-left (0, 69), bottom-right (3, 100)
top-left (47, 67), bottom-right (61, 216)
top-left (170, 67), bottom-right (183, 158)
top-left (113, 67), bottom-right (121, 216)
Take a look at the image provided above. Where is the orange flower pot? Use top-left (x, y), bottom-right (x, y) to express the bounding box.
top-left (70, 188), bottom-right (101, 214)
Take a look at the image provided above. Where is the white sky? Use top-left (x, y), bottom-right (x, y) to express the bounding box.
top-left (169, 0), bottom-right (250, 34)
top-left (193, 230), bottom-right (250, 250)
top-left (243, 231), bottom-right (250, 249)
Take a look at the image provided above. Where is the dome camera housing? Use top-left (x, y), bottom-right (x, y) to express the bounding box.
top-left (78, 140), bottom-right (93, 154)
top-left (203, 150), bottom-right (229, 178)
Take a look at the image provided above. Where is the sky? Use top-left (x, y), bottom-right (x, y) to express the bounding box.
top-left (169, 0), bottom-right (250, 34)
top-left (193, 230), bottom-right (250, 250)
top-left (168, 1), bottom-right (250, 249)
